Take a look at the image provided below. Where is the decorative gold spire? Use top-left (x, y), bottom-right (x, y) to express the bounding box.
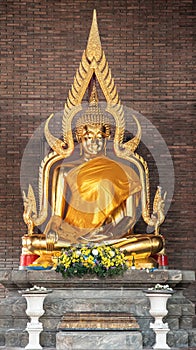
top-left (86, 9), bottom-right (102, 62)
top-left (89, 79), bottom-right (99, 105)
top-left (45, 9), bottom-right (141, 156)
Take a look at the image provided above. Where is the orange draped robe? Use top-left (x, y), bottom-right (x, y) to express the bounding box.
top-left (63, 156), bottom-right (141, 230)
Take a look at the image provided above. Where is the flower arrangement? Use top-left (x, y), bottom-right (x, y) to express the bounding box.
top-left (19, 285), bottom-right (52, 294)
top-left (147, 283), bottom-right (173, 292)
top-left (55, 244), bottom-right (128, 278)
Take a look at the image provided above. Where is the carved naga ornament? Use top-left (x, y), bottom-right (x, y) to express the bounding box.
top-left (24, 10), bottom-right (166, 234)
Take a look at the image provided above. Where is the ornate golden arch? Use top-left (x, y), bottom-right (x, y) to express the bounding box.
top-left (26, 10), bottom-right (153, 229)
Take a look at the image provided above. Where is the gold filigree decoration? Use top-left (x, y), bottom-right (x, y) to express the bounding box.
top-left (76, 83), bottom-right (110, 139)
top-left (123, 115), bottom-right (142, 153)
top-left (23, 184), bottom-right (37, 234)
top-left (44, 9), bottom-right (141, 156)
top-left (61, 9), bottom-right (141, 153)
top-left (86, 9), bottom-right (102, 62)
top-left (148, 187), bottom-right (167, 235)
top-left (44, 114), bottom-right (69, 156)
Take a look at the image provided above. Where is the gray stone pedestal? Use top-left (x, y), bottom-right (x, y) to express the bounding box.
top-left (0, 269), bottom-right (195, 349)
top-left (56, 330), bottom-right (143, 350)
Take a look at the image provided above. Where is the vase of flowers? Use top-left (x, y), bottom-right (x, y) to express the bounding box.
top-left (55, 244), bottom-right (128, 278)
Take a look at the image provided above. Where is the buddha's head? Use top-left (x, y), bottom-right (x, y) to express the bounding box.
top-left (77, 124), bottom-right (109, 156)
top-left (76, 83), bottom-right (110, 157)
top-left (76, 115), bottom-right (110, 156)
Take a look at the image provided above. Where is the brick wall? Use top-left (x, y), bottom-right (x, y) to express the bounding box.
top-left (0, 1), bottom-right (195, 299)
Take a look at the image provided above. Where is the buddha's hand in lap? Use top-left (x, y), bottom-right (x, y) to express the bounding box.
top-left (80, 226), bottom-right (114, 242)
top-left (44, 215), bottom-right (63, 236)
top-left (45, 217), bottom-right (87, 244)
top-left (79, 216), bottom-right (133, 243)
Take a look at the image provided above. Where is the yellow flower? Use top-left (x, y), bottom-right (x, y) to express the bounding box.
top-left (72, 251), bottom-right (80, 259)
top-left (81, 248), bottom-right (91, 255)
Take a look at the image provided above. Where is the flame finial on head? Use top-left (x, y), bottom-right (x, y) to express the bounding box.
top-left (89, 79), bottom-right (99, 105)
top-left (76, 81), bottom-right (110, 140)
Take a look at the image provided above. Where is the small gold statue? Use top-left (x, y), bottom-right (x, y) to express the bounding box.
top-left (22, 10), bottom-right (166, 268)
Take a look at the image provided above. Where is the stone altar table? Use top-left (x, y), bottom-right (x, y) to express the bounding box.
top-left (0, 269), bottom-right (195, 349)
top-left (56, 312), bottom-right (142, 350)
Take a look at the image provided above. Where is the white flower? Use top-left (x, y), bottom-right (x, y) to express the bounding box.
top-left (23, 285), bottom-right (48, 292)
top-left (92, 249), bottom-right (99, 256)
top-left (109, 250), bottom-right (115, 257)
top-left (148, 283), bottom-right (173, 291)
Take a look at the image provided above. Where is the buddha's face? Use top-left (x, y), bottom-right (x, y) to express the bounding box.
top-left (80, 124), bottom-right (105, 156)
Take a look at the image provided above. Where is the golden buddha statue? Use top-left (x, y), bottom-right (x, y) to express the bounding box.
top-left (21, 10), bottom-right (166, 268)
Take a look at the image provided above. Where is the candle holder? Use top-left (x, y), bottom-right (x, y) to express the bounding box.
top-left (19, 285), bottom-right (52, 350)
